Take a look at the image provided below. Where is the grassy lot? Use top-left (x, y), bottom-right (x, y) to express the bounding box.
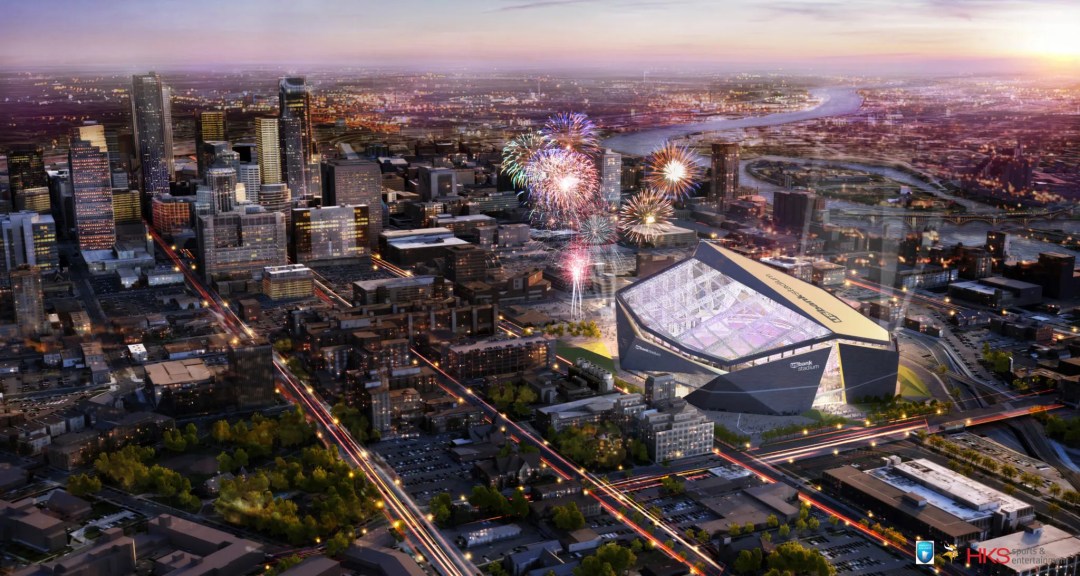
top-left (898, 365), bottom-right (931, 399)
top-left (555, 339), bottom-right (615, 371)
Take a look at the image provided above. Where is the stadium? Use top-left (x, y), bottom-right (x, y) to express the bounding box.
top-left (616, 243), bottom-right (899, 415)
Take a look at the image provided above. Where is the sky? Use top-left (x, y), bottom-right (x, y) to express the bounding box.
top-left (2, 0), bottom-right (1079, 73)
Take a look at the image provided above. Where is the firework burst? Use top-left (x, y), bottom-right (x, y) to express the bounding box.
top-left (644, 142), bottom-right (705, 200)
top-left (524, 148), bottom-right (600, 225)
top-left (501, 132), bottom-right (548, 189)
top-left (618, 188), bottom-right (674, 245)
top-left (578, 213), bottom-right (618, 246)
top-left (542, 112), bottom-right (601, 156)
top-left (563, 244), bottom-right (592, 321)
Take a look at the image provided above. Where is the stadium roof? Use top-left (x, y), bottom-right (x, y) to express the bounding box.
top-left (619, 243), bottom-right (889, 364)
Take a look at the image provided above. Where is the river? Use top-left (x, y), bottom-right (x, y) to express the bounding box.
top-left (602, 87), bottom-right (864, 156)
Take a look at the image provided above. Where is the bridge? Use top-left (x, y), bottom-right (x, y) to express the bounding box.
top-left (832, 205), bottom-right (1076, 228)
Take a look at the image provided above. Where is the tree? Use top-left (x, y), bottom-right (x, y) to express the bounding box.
top-left (183, 423), bottom-right (199, 447)
top-left (217, 452), bottom-right (234, 473)
top-left (1050, 483), bottom-right (1063, 498)
top-left (553, 502), bottom-right (586, 531)
top-left (766, 514), bottom-right (779, 528)
top-left (68, 473), bottom-right (102, 497)
top-left (744, 521), bottom-right (755, 535)
top-left (211, 420), bottom-right (231, 443)
top-left (575, 543), bottom-right (636, 576)
top-left (325, 529), bottom-right (353, 557)
top-left (778, 524), bottom-right (790, 539)
top-left (733, 548), bottom-right (763, 575)
top-left (1048, 502), bottom-right (1061, 519)
top-left (936, 364), bottom-right (949, 375)
top-left (807, 517), bottom-right (820, 531)
top-left (509, 490), bottom-right (530, 519)
top-left (233, 448), bottom-right (250, 470)
top-left (430, 493), bottom-right (455, 526)
top-left (766, 541), bottom-right (835, 576)
top-left (795, 518), bottom-right (808, 533)
top-left (728, 523), bottom-right (742, 537)
top-left (660, 475), bottom-right (685, 495)
top-left (163, 428), bottom-right (188, 452)
top-left (761, 531), bottom-right (772, 543)
top-left (268, 555), bottom-right (303, 576)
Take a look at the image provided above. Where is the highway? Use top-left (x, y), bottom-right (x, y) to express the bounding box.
top-left (146, 224), bottom-right (478, 576)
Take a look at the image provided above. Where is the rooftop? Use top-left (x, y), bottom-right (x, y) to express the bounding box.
top-left (870, 458), bottom-right (1030, 517)
top-left (825, 466), bottom-right (982, 539)
top-left (145, 359), bottom-right (212, 387)
top-left (620, 243), bottom-right (889, 364)
top-left (976, 524), bottom-right (1080, 573)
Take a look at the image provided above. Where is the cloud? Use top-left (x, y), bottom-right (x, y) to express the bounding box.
top-left (491, 0), bottom-right (598, 12)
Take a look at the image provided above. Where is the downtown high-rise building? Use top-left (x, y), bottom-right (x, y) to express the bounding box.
top-left (131, 73), bottom-right (174, 198)
top-left (11, 265), bottom-right (46, 337)
top-left (197, 110), bottom-right (227, 141)
top-left (0, 211), bottom-right (58, 280)
top-left (73, 122), bottom-right (108, 154)
top-left (195, 111), bottom-right (228, 178)
top-left (710, 142), bottom-right (739, 208)
top-left (68, 140), bottom-right (116, 251)
top-left (290, 205), bottom-right (370, 264)
top-left (7, 145), bottom-right (47, 213)
top-left (238, 162), bottom-right (261, 203)
top-left (255, 117), bottom-right (282, 185)
top-left (321, 158), bottom-right (382, 247)
top-left (112, 189), bottom-right (142, 225)
top-left (598, 149), bottom-right (622, 205)
top-left (195, 205), bottom-right (287, 280)
top-left (257, 183), bottom-right (291, 225)
top-left (205, 167), bottom-right (238, 215)
top-left (278, 77), bottom-right (314, 199)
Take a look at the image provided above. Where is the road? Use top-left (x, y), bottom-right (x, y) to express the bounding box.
top-left (145, 224), bottom-right (478, 576)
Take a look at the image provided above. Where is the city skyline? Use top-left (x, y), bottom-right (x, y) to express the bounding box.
top-left (2, 0), bottom-right (1079, 73)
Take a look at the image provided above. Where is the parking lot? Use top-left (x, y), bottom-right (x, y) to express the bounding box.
top-left (374, 433), bottom-right (476, 506)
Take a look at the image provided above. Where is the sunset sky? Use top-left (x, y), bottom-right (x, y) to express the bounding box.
top-left (3, 0), bottom-right (1079, 72)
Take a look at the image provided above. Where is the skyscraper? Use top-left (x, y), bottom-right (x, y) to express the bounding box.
top-left (205, 167), bottom-right (238, 214)
top-left (112, 189), bottom-right (142, 225)
top-left (7, 145), bottom-right (46, 213)
top-left (257, 183), bottom-right (291, 224)
top-left (131, 73), bottom-right (174, 198)
top-left (238, 162), bottom-right (261, 203)
top-left (321, 159), bottom-right (382, 247)
top-left (710, 142), bottom-right (739, 208)
top-left (73, 122), bottom-right (108, 154)
top-left (598, 149), bottom-right (622, 205)
top-left (255, 118), bottom-right (282, 185)
top-left (278, 77), bottom-right (314, 198)
top-left (195, 111), bottom-right (228, 178)
top-left (0, 212), bottom-right (58, 279)
top-left (196, 111), bottom-right (227, 141)
top-left (15, 186), bottom-right (50, 214)
top-left (68, 140), bottom-right (116, 250)
top-left (11, 265), bottom-right (45, 337)
top-left (290, 205), bottom-right (370, 264)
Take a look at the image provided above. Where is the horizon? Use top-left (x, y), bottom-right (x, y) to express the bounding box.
top-left (3, 0), bottom-right (1079, 75)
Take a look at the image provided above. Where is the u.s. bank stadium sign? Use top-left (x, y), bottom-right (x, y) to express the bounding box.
top-left (633, 344), bottom-right (661, 357)
top-left (765, 273), bottom-right (843, 324)
top-left (790, 360), bottom-right (820, 372)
